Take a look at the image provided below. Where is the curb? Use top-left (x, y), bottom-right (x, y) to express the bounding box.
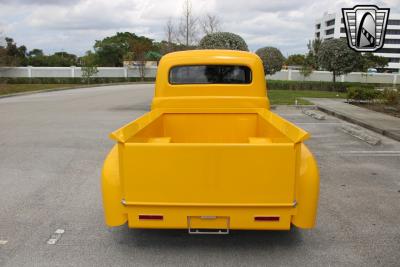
top-left (316, 105), bottom-right (400, 142)
top-left (0, 82), bottom-right (155, 99)
top-left (341, 123), bottom-right (381, 145)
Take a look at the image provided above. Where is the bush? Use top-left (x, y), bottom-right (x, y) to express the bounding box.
top-left (346, 84), bottom-right (375, 90)
top-left (268, 80), bottom-right (349, 92)
top-left (266, 80), bottom-right (397, 93)
top-left (347, 87), bottom-right (381, 101)
top-left (198, 32), bottom-right (249, 51)
top-left (382, 88), bottom-right (399, 105)
top-left (255, 47), bottom-right (285, 75)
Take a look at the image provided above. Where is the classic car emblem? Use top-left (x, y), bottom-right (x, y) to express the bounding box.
top-left (342, 5), bottom-right (390, 52)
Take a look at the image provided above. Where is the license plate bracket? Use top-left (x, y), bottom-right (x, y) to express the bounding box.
top-left (187, 216), bottom-right (230, 234)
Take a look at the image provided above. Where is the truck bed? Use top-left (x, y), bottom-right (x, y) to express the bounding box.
top-left (109, 109), bottom-right (310, 229)
top-left (112, 110), bottom-right (308, 144)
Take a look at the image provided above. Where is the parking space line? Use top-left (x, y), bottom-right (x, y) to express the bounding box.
top-left (315, 151), bottom-right (400, 156)
top-left (296, 122), bottom-right (341, 125)
top-left (46, 229), bottom-right (65, 245)
top-left (340, 151), bottom-right (400, 154)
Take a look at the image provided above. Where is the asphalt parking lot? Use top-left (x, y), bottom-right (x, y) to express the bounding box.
top-left (0, 84), bottom-right (399, 266)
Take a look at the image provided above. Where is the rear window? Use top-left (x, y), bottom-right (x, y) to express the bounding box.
top-left (169, 65), bottom-right (252, 84)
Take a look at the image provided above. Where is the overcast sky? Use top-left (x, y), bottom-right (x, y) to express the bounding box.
top-left (0, 0), bottom-right (398, 56)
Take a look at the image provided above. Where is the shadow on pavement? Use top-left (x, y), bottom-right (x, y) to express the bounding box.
top-left (109, 226), bottom-right (303, 250)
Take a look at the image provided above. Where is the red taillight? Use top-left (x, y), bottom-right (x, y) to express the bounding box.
top-left (138, 215), bottom-right (163, 220)
top-left (254, 216), bottom-right (280, 222)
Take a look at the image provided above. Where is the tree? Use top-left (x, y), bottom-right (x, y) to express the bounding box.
top-left (0, 46), bottom-right (6, 66)
top-left (81, 51), bottom-right (99, 84)
top-left (201, 14), bottom-right (221, 35)
top-left (306, 38), bottom-right (322, 70)
top-left (1, 37), bottom-right (28, 66)
top-left (51, 52), bottom-right (77, 66)
top-left (164, 18), bottom-right (176, 53)
top-left (198, 32), bottom-right (248, 51)
top-left (26, 51), bottom-right (78, 67)
top-left (165, 18), bottom-right (175, 44)
top-left (27, 54), bottom-right (48, 66)
top-left (95, 42), bottom-right (126, 67)
top-left (285, 54), bottom-right (305, 66)
top-left (145, 51), bottom-right (162, 62)
top-left (177, 0), bottom-right (198, 46)
top-left (129, 37), bottom-right (153, 80)
top-left (300, 55), bottom-right (314, 80)
top-left (94, 32), bottom-right (160, 67)
top-left (0, 28), bottom-right (5, 47)
top-left (28, 49), bottom-right (44, 57)
top-left (255, 47), bottom-right (285, 75)
top-left (353, 53), bottom-right (389, 82)
top-left (0, 33), bottom-right (10, 86)
top-left (308, 38), bottom-right (322, 56)
top-left (317, 38), bottom-right (361, 82)
top-left (0, 47), bottom-right (6, 88)
top-left (154, 40), bottom-right (192, 55)
top-left (360, 53), bottom-right (389, 71)
top-left (0, 36), bottom-right (6, 84)
top-left (94, 32), bottom-right (137, 67)
top-left (0, 33), bottom-right (6, 66)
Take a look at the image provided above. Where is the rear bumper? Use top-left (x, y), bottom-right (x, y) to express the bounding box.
top-left (124, 203), bottom-right (295, 230)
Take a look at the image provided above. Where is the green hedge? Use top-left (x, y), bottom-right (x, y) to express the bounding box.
top-left (266, 80), bottom-right (381, 92)
top-left (1, 78), bottom-right (398, 93)
top-left (347, 87), bottom-right (380, 101)
top-left (0, 77), bottom-right (155, 84)
top-left (347, 87), bottom-right (399, 103)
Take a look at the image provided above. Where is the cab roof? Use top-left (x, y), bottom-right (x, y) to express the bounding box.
top-left (161, 49), bottom-right (259, 61)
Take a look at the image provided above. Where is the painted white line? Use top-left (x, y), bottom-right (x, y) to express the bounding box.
top-left (47, 238), bottom-right (58, 245)
top-left (340, 151), bottom-right (400, 154)
top-left (303, 109), bottom-right (326, 120)
top-left (296, 122), bottom-right (341, 125)
top-left (55, 229), bottom-right (65, 234)
top-left (278, 114), bottom-right (307, 116)
top-left (338, 155), bottom-right (400, 157)
top-left (314, 151), bottom-right (400, 157)
top-left (0, 240), bottom-right (8, 245)
top-left (46, 229), bottom-right (65, 245)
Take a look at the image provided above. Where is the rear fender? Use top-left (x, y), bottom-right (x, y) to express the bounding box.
top-left (101, 145), bottom-right (127, 226)
top-left (292, 144), bottom-right (320, 228)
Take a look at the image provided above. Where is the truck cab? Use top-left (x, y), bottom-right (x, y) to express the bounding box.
top-left (102, 50), bottom-right (319, 233)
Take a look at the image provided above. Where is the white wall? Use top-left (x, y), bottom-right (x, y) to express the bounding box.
top-left (268, 69), bottom-right (399, 84)
top-left (0, 66), bottom-right (158, 78)
top-left (1, 66), bottom-right (399, 84)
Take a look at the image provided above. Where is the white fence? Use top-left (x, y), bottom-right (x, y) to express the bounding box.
top-left (0, 66), bottom-right (157, 78)
top-left (0, 66), bottom-right (399, 84)
top-left (268, 69), bottom-right (399, 84)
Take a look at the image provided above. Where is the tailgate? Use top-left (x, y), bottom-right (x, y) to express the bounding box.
top-left (120, 142), bottom-right (296, 205)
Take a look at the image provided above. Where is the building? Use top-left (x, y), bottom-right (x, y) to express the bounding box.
top-left (315, 12), bottom-right (400, 73)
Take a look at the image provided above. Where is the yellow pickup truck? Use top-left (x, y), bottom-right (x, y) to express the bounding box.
top-left (102, 50), bottom-right (319, 233)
